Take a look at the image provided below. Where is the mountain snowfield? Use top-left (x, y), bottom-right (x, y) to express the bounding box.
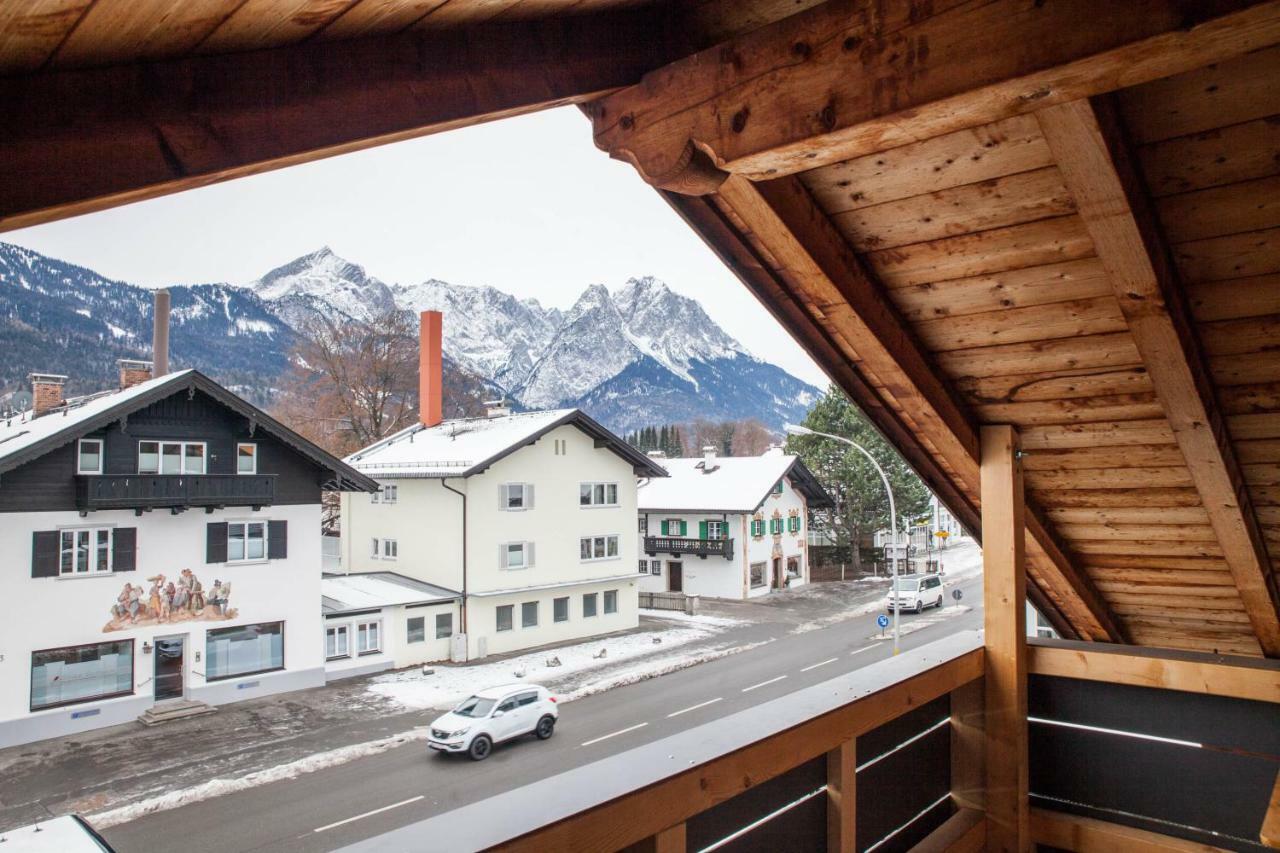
top-left (0, 242), bottom-right (818, 432)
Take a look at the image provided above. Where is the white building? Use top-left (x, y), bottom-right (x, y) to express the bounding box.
top-left (929, 493), bottom-right (968, 544)
top-left (322, 572), bottom-right (461, 680)
top-left (636, 447), bottom-right (832, 599)
top-left (0, 366), bottom-right (376, 747)
top-left (340, 311), bottom-right (667, 660)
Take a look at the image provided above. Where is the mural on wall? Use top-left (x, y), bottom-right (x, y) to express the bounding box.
top-left (103, 569), bottom-right (237, 632)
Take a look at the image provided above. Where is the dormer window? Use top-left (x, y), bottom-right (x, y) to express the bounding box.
top-left (138, 441), bottom-right (206, 475)
top-left (76, 439), bottom-right (103, 475)
top-left (236, 443), bottom-right (257, 475)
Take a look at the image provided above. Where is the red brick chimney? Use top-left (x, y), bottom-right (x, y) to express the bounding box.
top-left (118, 359), bottom-right (153, 390)
top-left (29, 373), bottom-right (67, 417)
top-left (420, 310), bottom-right (443, 428)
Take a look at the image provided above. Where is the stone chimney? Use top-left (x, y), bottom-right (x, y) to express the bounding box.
top-left (29, 373), bottom-right (67, 417)
top-left (152, 289), bottom-right (170, 377)
top-left (118, 359), bottom-right (153, 390)
top-left (419, 310), bottom-right (443, 428)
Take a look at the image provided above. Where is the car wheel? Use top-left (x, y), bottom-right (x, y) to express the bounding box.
top-left (536, 715), bottom-right (556, 740)
top-left (468, 734), bottom-right (493, 761)
top-left (936, 595), bottom-right (943, 609)
top-left (914, 599), bottom-right (922, 614)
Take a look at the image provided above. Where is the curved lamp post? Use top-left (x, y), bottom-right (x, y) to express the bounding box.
top-left (785, 423), bottom-right (901, 655)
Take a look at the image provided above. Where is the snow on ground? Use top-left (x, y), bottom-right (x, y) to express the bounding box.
top-left (87, 729), bottom-right (431, 830)
top-left (868, 605), bottom-right (973, 641)
top-left (936, 539), bottom-right (983, 581)
top-left (559, 640), bottom-right (770, 702)
top-left (638, 609), bottom-right (743, 628)
top-left (368, 623), bottom-right (732, 711)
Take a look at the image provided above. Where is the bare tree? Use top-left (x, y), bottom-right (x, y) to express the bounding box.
top-left (731, 419), bottom-right (773, 455)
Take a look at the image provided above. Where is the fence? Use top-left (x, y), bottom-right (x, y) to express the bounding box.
top-left (640, 591), bottom-right (699, 615)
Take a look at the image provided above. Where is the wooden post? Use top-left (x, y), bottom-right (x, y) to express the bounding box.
top-left (1262, 767), bottom-right (1280, 849)
top-left (827, 738), bottom-right (856, 852)
top-left (627, 823), bottom-right (686, 853)
top-left (951, 677), bottom-right (986, 813)
top-left (981, 425), bottom-right (1029, 851)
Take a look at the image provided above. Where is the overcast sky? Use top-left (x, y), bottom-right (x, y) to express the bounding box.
top-left (6, 106), bottom-right (828, 386)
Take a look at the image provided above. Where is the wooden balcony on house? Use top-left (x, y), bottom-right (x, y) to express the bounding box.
top-left (644, 535), bottom-right (734, 561)
top-left (76, 474), bottom-right (276, 511)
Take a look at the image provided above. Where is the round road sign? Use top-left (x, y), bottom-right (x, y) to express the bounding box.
top-left (952, 589), bottom-right (963, 601)
top-left (876, 614), bottom-right (890, 629)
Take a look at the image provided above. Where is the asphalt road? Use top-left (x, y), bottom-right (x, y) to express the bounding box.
top-left (104, 578), bottom-right (983, 853)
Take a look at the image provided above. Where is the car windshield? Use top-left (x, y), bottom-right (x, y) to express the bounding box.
top-left (891, 579), bottom-right (920, 591)
top-left (453, 695), bottom-right (497, 717)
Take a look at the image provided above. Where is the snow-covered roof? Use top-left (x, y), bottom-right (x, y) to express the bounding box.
top-left (638, 452), bottom-right (832, 513)
top-left (345, 408), bottom-right (666, 479)
top-left (322, 572), bottom-right (459, 615)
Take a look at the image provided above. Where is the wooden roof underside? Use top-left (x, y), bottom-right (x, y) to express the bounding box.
top-left (2, 0), bottom-right (1278, 656)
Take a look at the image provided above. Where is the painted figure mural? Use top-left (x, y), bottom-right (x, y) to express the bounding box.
top-left (104, 569), bottom-right (236, 632)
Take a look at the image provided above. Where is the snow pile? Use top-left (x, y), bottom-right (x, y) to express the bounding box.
top-left (638, 609), bottom-right (743, 628)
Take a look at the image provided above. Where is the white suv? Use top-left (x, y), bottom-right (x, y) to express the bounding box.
top-left (428, 684), bottom-right (558, 761)
top-left (885, 574), bottom-right (945, 614)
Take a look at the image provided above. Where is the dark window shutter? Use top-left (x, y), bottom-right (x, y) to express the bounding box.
top-left (206, 522), bottom-right (228, 563)
top-left (699, 520), bottom-right (708, 539)
top-left (112, 528), bottom-right (137, 572)
top-left (268, 520), bottom-right (288, 559)
top-left (660, 520), bottom-right (669, 536)
top-left (32, 531), bottom-right (60, 578)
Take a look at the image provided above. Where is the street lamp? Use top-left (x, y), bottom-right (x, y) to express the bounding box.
top-left (785, 423), bottom-right (902, 655)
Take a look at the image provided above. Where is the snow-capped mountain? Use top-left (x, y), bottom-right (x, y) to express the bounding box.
top-left (1, 242), bottom-right (819, 432)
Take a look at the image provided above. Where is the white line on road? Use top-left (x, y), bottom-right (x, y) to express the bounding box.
top-left (667, 697), bottom-right (723, 718)
top-left (581, 722), bottom-right (649, 747)
top-left (850, 644), bottom-right (880, 656)
top-left (314, 796), bottom-right (424, 833)
top-left (741, 675), bottom-right (787, 693)
top-left (799, 657), bottom-right (838, 673)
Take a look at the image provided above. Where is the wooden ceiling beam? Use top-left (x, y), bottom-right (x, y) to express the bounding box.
top-left (705, 173), bottom-right (1123, 643)
top-left (1036, 97), bottom-right (1280, 658)
top-left (0, 7), bottom-right (684, 232)
top-left (588, 0), bottom-right (1280, 191)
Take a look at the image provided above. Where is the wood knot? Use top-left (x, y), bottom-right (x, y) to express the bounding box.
top-left (731, 107), bottom-right (750, 134)
top-left (819, 101), bottom-right (837, 131)
top-left (842, 35), bottom-right (861, 51)
top-left (619, 113), bottom-right (635, 131)
top-left (791, 41), bottom-right (811, 60)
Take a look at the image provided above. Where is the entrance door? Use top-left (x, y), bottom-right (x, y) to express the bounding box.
top-left (668, 562), bottom-right (683, 593)
top-left (773, 558), bottom-right (784, 589)
top-left (154, 636), bottom-right (185, 701)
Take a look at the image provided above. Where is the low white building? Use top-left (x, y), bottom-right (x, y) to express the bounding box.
top-left (636, 447), bottom-right (832, 599)
top-left (322, 572), bottom-right (461, 680)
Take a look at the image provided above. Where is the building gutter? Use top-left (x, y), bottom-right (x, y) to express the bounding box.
top-left (441, 478), bottom-right (468, 658)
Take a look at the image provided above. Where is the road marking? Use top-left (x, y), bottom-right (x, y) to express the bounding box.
top-left (850, 644), bottom-right (880, 656)
top-left (581, 722), bottom-right (648, 747)
top-left (314, 796), bottom-right (424, 833)
top-left (741, 675), bottom-right (787, 693)
top-left (667, 697), bottom-right (723, 718)
top-left (800, 657), bottom-right (838, 673)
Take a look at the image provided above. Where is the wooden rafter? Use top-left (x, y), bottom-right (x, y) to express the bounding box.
top-left (1036, 97), bottom-right (1280, 657)
top-left (587, 0), bottom-right (1280, 189)
top-left (686, 174), bottom-right (1123, 642)
top-left (0, 7), bottom-right (683, 232)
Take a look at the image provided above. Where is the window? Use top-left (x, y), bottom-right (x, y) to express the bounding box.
top-left (604, 590), bottom-right (618, 614)
top-left (705, 520), bottom-right (726, 540)
top-left (522, 601), bottom-right (538, 628)
top-left (382, 484), bottom-right (397, 504)
top-left (59, 528), bottom-right (113, 575)
top-left (501, 542), bottom-right (532, 570)
top-left (553, 597), bottom-right (569, 623)
top-left (496, 605), bottom-right (514, 632)
top-left (502, 483), bottom-right (533, 511)
top-left (638, 559), bottom-right (649, 574)
top-left (228, 522), bottom-right (267, 562)
top-left (788, 515), bottom-right (801, 534)
top-left (236, 443), bottom-right (257, 475)
top-left (582, 593), bottom-right (598, 618)
top-left (30, 640), bottom-right (133, 711)
top-left (769, 517), bottom-right (783, 535)
top-left (773, 480), bottom-right (784, 495)
top-left (407, 617), bottom-right (425, 644)
top-left (370, 538), bottom-right (397, 560)
top-left (206, 622), bottom-right (284, 681)
top-left (436, 613), bottom-right (452, 639)
top-left (137, 440), bottom-right (206, 474)
top-left (553, 438), bottom-right (567, 456)
top-left (750, 562), bottom-right (766, 588)
top-left (750, 518), bottom-right (765, 537)
top-left (579, 482), bottom-right (619, 507)
top-left (1034, 610), bottom-right (1057, 639)
top-left (787, 556), bottom-right (801, 577)
top-left (638, 516), bottom-right (648, 535)
top-left (326, 625), bottom-right (350, 659)
top-left (77, 439), bottom-right (103, 474)
top-left (661, 519), bottom-right (686, 537)
top-left (579, 535), bottom-right (620, 561)
top-left (356, 621), bottom-right (381, 655)
top-left (651, 561), bottom-right (662, 577)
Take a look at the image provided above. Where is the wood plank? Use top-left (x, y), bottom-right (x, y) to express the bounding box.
top-left (826, 740), bottom-right (855, 853)
top-left (910, 807), bottom-right (984, 853)
top-left (0, 7), bottom-right (678, 232)
top-left (1087, 568), bottom-right (1237, 588)
top-left (316, 0), bottom-right (447, 40)
top-left (1245, 463), bottom-right (1280, 485)
top-left (1240, 440), bottom-right (1280, 463)
top-left (888, 258), bottom-right (1112, 322)
top-left (865, 216), bottom-right (1096, 290)
top-left (800, 114), bottom-right (1053, 213)
top-left (1156, 175), bottom-right (1280, 243)
top-left (1211, 350), bottom-right (1280, 387)
top-left (981, 424), bottom-right (1029, 853)
top-left (1229, 413), bottom-right (1280, 440)
top-left (1026, 467), bottom-right (1193, 490)
top-left (1175, 226), bottom-right (1280, 283)
top-left (50, 0), bottom-right (242, 69)
top-left (1020, 420), bottom-right (1176, 450)
top-left (197, 0), bottom-right (358, 54)
top-left (1046, 507), bottom-right (1209, 526)
top-left (1188, 274), bottom-right (1280, 322)
top-left (977, 394), bottom-right (1167, 427)
top-left (1021, 445), bottom-right (1184, 471)
top-left (0, 0), bottom-right (93, 73)
top-left (1056, 524), bottom-right (1219, 542)
top-left (832, 167), bottom-right (1075, 252)
top-left (1033, 488), bottom-right (1203, 508)
top-left (1253, 486), bottom-right (1280, 506)
top-left (589, 0), bottom-right (1280, 183)
top-left (1138, 114), bottom-right (1280, 197)
top-left (1037, 96), bottom-right (1280, 657)
top-left (937, 333), bottom-right (1142, 382)
top-left (1032, 806), bottom-right (1234, 851)
top-left (1262, 768), bottom-right (1280, 849)
top-left (1080, 554), bottom-right (1229, 570)
top-left (958, 367), bottom-right (1152, 405)
top-left (1117, 608), bottom-right (1255, 627)
top-left (1222, 383), bottom-right (1280, 415)
top-left (915, 296), bottom-right (1126, 353)
top-left (1116, 43), bottom-right (1280, 145)
top-left (1200, 315), bottom-right (1280, 357)
top-left (1128, 632), bottom-right (1265, 656)
top-left (1075, 540), bottom-right (1224, 557)
top-left (1100, 592), bottom-right (1256, 611)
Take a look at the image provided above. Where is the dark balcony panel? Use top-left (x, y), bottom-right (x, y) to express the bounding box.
top-left (76, 474), bottom-right (276, 510)
top-left (643, 536), bottom-right (734, 561)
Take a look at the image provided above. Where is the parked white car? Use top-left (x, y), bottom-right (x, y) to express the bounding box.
top-left (428, 684), bottom-right (558, 761)
top-left (0, 815), bottom-right (115, 851)
top-left (885, 574), bottom-right (945, 614)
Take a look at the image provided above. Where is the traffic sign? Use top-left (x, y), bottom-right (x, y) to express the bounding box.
top-left (952, 589), bottom-right (963, 601)
top-left (876, 614), bottom-right (890, 628)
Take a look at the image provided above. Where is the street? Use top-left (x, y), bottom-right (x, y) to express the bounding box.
top-left (101, 575), bottom-right (982, 853)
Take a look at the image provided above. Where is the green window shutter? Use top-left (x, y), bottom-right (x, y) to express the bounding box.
top-left (699, 520), bottom-right (708, 540)
top-left (661, 520), bottom-right (669, 536)
top-left (680, 520), bottom-right (688, 536)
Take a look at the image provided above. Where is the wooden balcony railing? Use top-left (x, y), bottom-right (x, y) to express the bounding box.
top-left (76, 474), bottom-right (276, 510)
top-left (644, 535), bottom-right (734, 561)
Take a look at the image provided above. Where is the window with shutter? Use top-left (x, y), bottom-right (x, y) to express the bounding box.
top-left (699, 520), bottom-right (708, 539)
top-left (206, 523), bottom-right (228, 563)
top-left (660, 520), bottom-right (669, 536)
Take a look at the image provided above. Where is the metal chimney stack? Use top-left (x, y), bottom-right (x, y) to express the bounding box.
top-left (153, 288), bottom-right (170, 377)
